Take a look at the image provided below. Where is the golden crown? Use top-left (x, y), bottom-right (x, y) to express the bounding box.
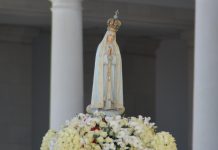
top-left (107, 10), bottom-right (122, 32)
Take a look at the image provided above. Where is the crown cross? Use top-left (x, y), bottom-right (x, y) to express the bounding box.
top-left (114, 10), bottom-right (119, 19)
top-left (107, 10), bottom-right (122, 32)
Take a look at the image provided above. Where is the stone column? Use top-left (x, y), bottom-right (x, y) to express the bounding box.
top-left (193, 0), bottom-right (218, 149)
top-left (49, 0), bottom-right (83, 129)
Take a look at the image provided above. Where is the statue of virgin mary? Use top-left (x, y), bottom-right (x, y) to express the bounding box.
top-left (87, 11), bottom-right (125, 115)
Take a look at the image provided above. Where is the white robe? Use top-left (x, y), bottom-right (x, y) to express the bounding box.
top-left (90, 31), bottom-right (124, 109)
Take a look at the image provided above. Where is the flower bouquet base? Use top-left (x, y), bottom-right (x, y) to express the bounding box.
top-left (41, 113), bottom-right (177, 150)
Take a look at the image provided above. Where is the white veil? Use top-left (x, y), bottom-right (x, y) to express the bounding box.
top-left (90, 30), bottom-right (124, 109)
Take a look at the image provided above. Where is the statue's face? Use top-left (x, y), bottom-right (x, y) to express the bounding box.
top-left (107, 32), bottom-right (115, 44)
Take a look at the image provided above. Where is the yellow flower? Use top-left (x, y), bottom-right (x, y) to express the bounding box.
top-left (99, 121), bottom-right (107, 128)
top-left (85, 131), bottom-right (94, 143)
top-left (100, 131), bottom-right (108, 138)
top-left (40, 129), bottom-right (56, 150)
top-left (139, 125), bottom-right (155, 147)
top-left (93, 144), bottom-right (101, 150)
top-left (151, 132), bottom-right (177, 150)
top-left (96, 136), bottom-right (104, 144)
top-left (54, 127), bottom-right (81, 150)
top-left (105, 137), bottom-right (113, 143)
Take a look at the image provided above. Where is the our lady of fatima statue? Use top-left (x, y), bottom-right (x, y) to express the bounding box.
top-left (87, 11), bottom-right (125, 115)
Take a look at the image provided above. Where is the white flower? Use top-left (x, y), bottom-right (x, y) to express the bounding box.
top-left (40, 113), bottom-right (177, 150)
top-left (102, 143), bottom-right (116, 150)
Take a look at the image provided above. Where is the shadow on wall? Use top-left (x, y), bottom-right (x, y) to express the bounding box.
top-left (32, 30), bottom-right (51, 150)
top-left (156, 39), bottom-right (189, 150)
top-left (0, 25), bottom-right (51, 150)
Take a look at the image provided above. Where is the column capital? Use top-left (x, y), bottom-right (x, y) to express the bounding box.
top-left (49, 0), bottom-right (82, 3)
top-left (49, 0), bottom-right (82, 10)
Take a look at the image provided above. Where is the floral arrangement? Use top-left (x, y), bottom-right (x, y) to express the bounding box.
top-left (41, 113), bottom-right (177, 150)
